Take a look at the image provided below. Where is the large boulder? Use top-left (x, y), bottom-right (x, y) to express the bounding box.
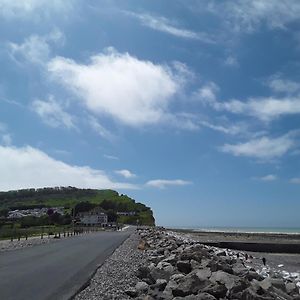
top-left (177, 260), bottom-right (192, 274)
top-left (172, 273), bottom-right (210, 297)
top-left (150, 262), bottom-right (175, 281)
top-left (241, 287), bottom-right (274, 300)
top-left (173, 293), bottom-right (217, 300)
top-left (202, 283), bottom-right (227, 298)
top-left (209, 270), bottom-right (248, 294)
top-left (195, 268), bottom-right (212, 281)
top-left (135, 281), bottom-right (149, 294)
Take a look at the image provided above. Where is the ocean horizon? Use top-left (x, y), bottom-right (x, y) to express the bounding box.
top-left (170, 226), bottom-right (300, 234)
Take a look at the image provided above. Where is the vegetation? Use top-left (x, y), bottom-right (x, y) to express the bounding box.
top-left (0, 187), bottom-right (155, 226)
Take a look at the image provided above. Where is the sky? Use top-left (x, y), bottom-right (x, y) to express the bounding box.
top-left (0, 0), bottom-right (300, 228)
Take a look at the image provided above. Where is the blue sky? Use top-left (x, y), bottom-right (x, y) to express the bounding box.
top-left (1, 0), bottom-right (300, 227)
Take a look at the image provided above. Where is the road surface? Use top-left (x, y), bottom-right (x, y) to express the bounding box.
top-left (0, 229), bottom-right (132, 300)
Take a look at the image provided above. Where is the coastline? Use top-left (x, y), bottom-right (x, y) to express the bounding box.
top-left (168, 228), bottom-right (300, 279)
top-left (170, 228), bottom-right (300, 246)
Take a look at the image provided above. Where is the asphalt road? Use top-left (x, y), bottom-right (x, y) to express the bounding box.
top-left (0, 229), bottom-right (132, 300)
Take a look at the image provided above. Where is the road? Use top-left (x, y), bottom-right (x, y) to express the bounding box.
top-left (0, 229), bottom-right (132, 300)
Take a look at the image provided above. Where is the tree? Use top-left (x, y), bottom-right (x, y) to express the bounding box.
top-left (106, 209), bottom-right (117, 222)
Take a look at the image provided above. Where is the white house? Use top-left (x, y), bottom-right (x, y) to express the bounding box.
top-left (78, 207), bottom-right (108, 226)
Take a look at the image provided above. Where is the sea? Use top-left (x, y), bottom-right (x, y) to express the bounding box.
top-left (173, 226), bottom-right (300, 234)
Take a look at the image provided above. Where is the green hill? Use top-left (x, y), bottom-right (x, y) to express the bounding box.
top-left (0, 187), bottom-right (155, 226)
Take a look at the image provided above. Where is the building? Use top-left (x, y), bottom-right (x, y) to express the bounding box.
top-left (77, 207), bottom-right (108, 226)
top-left (116, 211), bottom-right (136, 216)
top-left (7, 207), bottom-right (64, 219)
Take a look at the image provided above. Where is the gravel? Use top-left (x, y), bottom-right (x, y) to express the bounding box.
top-left (75, 233), bottom-right (147, 300)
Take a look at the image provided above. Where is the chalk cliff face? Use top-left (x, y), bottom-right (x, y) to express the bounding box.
top-left (0, 187), bottom-right (155, 226)
top-left (130, 228), bottom-right (300, 299)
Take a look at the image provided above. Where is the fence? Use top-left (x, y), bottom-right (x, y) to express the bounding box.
top-left (0, 225), bottom-right (107, 241)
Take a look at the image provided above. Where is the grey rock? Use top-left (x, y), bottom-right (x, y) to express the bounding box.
top-left (246, 270), bottom-right (264, 282)
top-left (195, 268), bottom-right (212, 281)
top-left (241, 287), bottom-right (273, 300)
top-left (125, 288), bottom-right (138, 297)
top-left (232, 263), bottom-right (249, 277)
top-left (137, 266), bottom-right (152, 280)
top-left (177, 260), bottom-right (192, 274)
top-left (269, 278), bottom-right (286, 292)
top-left (286, 282), bottom-right (299, 295)
top-left (202, 283), bottom-right (227, 299)
top-left (162, 254), bottom-right (177, 265)
top-left (172, 273), bottom-right (210, 297)
top-left (152, 279), bottom-right (167, 291)
top-left (215, 250), bottom-right (226, 256)
top-left (259, 278), bottom-right (272, 291)
top-left (190, 259), bottom-right (201, 270)
top-left (135, 281), bottom-right (149, 293)
top-left (150, 262), bottom-right (175, 281)
top-left (173, 294), bottom-right (216, 300)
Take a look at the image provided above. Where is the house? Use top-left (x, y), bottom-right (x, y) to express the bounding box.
top-left (116, 211), bottom-right (136, 216)
top-left (77, 207), bottom-right (108, 226)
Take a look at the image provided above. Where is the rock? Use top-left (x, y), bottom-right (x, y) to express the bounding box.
top-left (208, 258), bottom-right (233, 274)
top-left (232, 263), bottom-right (249, 277)
top-left (137, 295), bottom-right (155, 300)
top-left (241, 287), bottom-right (273, 300)
top-left (190, 259), bottom-right (201, 270)
top-left (269, 287), bottom-right (294, 300)
top-left (177, 260), bottom-right (192, 274)
top-left (195, 268), bottom-right (211, 281)
top-left (152, 279), bottom-right (167, 291)
top-left (209, 270), bottom-right (248, 294)
top-left (286, 281), bottom-right (299, 295)
top-left (215, 250), bottom-right (226, 256)
top-left (180, 247), bottom-right (209, 262)
top-left (202, 283), bottom-right (227, 299)
top-left (125, 288), bottom-right (138, 297)
top-left (138, 239), bottom-right (150, 250)
top-left (136, 281), bottom-right (149, 293)
top-left (196, 293), bottom-right (217, 300)
top-left (269, 278), bottom-right (286, 292)
top-left (137, 266), bottom-right (152, 280)
top-left (173, 294), bottom-right (217, 300)
top-left (246, 270), bottom-right (264, 281)
top-left (172, 273), bottom-right (210, 297)
top-left (162, 254), bottom-right (177, 265)
top-left (150, 262), bottom-right (175, 281)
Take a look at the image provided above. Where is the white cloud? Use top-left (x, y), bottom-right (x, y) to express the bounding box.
top-left (146, 179), bottom-right (192, 189)
top-left (126, 12), bottom-right (215, 43)
top-left (221, 134), bottom-right (295, 159)
top-left (8, 29), bottom-right (64, 65)
top-left (48, 49), bottom-right (187, 127)
top-left (208, 0), bottom-right (300, 32)
top-left (198, 82), bottom-right (300, 122)
top-left (31, 96), bottom-right (76, 129)
top-left (88, 116), bottom-right (115, 141)
top-left (224, 56), bottom-right (239, 67)
top-left (0, 0), bottom-right (72, 19)
top-left (258, 174), bottom-right (277, 181)
top-left (103, 154), bottom-right (119, 160)
top-left (290, 178), bottom-right (300, 184)
top-left (199, 120), bottom-right (246, 135)
top-left (115, 169), bottom-right (136, 179)
top-left (0, 145), bottom-right (137, 191)
top-left (266, 74), bottom-right (300, 94)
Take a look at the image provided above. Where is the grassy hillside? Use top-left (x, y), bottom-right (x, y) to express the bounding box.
top-left (0, 187), bottom-right (155, 226)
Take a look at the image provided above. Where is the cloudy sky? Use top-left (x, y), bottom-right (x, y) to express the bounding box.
top-left (1, 0), bottom-right (300, 228)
